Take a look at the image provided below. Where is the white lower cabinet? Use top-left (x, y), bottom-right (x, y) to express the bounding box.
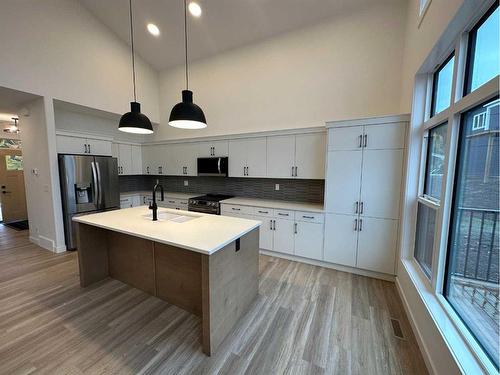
top-left (324, 213), bottom-right (358, 267)
top-left (295, 221), bottom-right (324, 260)
top-left (273, 218), bottom-right (295, 255)
top-left (356, 217), bottom-right (398, 275)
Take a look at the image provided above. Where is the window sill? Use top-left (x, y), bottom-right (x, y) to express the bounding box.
top-left (400, 259), bottom-right (497, 374)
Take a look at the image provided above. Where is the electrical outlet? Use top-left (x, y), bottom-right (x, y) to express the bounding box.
top-left (184, 180), bottom-right (189, 186)
top-left (275, 184), bottom-right (280, 191)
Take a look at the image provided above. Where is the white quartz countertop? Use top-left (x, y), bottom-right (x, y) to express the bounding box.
top-left (73, 206), bottom-right (260, 255)
top-left (220, 197), bottom-right (324, 212)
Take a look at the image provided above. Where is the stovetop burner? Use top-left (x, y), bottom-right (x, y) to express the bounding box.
top-left (188, 194), bottom-right (234, 215)
top-left (190, 194), bottom-right (234, 202)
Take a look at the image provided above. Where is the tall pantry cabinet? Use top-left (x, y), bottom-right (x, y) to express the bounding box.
top-left (323, 116), bottom-right (408, 275)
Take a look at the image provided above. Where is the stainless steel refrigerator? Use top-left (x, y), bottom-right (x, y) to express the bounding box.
top-left (58, 154), bottom-right (119, 250)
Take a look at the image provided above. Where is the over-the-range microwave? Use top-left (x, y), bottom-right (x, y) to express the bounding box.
top-left (197, 157), bottom-right (228, 177)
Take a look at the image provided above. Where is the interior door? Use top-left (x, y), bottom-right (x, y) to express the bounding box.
top-left (266, 135), bottom-right (295, 178)
top-left (360, 149), bottom-right (403, 219)
top-left (325, 150), bottom-right (362, 214)
top-left (0, 149), bottom-right (27, 223)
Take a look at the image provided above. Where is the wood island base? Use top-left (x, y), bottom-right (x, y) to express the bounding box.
top-left (76, 223), bottom-right (259, 356)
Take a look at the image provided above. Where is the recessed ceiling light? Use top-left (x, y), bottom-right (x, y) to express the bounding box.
top-left (147, 23), bottom-right (160, 37)
top-left (188, 2), bottom-right (202, 17)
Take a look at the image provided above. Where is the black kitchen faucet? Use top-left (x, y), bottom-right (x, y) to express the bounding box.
top-left (149, 179), bottom-right (164, 221)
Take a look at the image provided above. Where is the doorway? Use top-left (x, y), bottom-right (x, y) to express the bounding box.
top-left (0, 147), bottom-right (28, 225)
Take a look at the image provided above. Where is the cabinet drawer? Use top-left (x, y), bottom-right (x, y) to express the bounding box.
top-left (273, 209), bottom-right (295, 220)
top-left (295, 211), bottom-right (324, 223)
top-left (253, 207), bottom-right (273, 217)
top-left (221, 204), bottom-right (253, 215)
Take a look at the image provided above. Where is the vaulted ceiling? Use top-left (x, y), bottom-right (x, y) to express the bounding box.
top-left (79, 0), bottom-right (400, 71)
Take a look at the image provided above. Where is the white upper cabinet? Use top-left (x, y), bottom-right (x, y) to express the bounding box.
top-left (228, 137), bottom-right (267, 178)
top-left (56, 134), bottom-right (112, 156)
top-left (363, 123), bottom-right (405, 150)
top-left (266, 135), bottom-right (295, 178)
top-left (142, 145), bottom-right (154, 175)
top-left (360, 149), bottom-right (403, 219)
top-left (267, 132), bottom-right (326, 179)
top-left (118, 143), bottom-right (132, 175)
top-left (245, 137), bottom-right (267, 177)
top-left (198, 140), bottom-right (229, 157)
top-left (295, 133), bottom-right (326, 179)
top-left (325, 150), bottom-right (362, 215)
top-left (170, 143), bottom-right (198, 176)
top-left (131, 145), bottom-right (142, 175)
top-left (150, 144), bottom-right (168, 175)
top-left (328, 126), bottom-right (363, 151)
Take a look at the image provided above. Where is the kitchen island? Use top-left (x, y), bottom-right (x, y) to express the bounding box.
top-left (73, 206), bottom-right (260, 356)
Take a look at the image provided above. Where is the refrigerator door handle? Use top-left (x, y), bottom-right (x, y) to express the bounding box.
top-left (91, 161), bottom-right (99, 209)
top-left (95, 161), bottom-right (103, 207)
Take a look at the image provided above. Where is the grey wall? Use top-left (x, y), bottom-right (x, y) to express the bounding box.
top-left (119, 175), bottom-right (324, 203)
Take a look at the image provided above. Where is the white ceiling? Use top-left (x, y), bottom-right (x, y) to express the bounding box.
top-left (79, 0), bottom-right (395, 71)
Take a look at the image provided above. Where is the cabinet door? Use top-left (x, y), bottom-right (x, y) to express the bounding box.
top-left (295, 221), bottom-right (323, 260)
top-left (328, 126), bottom-right (363, 151)
top-left (363, 123), bottom-right (405, 150)
top-left (295, 133), bottom-right (326, 179)
top-left (356, 217), bottom-right (397, 275)
top-left (152, 144), bottom-right (168, 175)
top-left (228, 139), bottom-right (248, 177)
top-left (323, 213), bottom-right (358, 267)
top-left (325, 150), bottom-right (362, 214)
top-left (87, 138), bottom-right (112, 156)
top-left (251, 215), bottom-right (273, 251)
top-left (142, 145), bottom-right (154, 174)
top-left (182, 143), bottom-right (198, 176)
top-left (267, 135), bottom-right (295, 178)
top-left (245, 137), bottom-right (267, 177)
top-left (118, 143), bottom-right (132, 175)
top-left (198, 140), bottom-right (229, 157)
top-left (273, 218), bottom-right (295, 254)
top-left (56, 135), bottom-right (87, 154)
top-left (360, 149), bottom-right (403, 219)
top-left (131, 145), bottom-right (142, 175)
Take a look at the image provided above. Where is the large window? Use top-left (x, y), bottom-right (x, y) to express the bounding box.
top-left (431, 54), bottom-right (455, 116)
top-left (466, 5), bottom-right (500, 94)
top-left (445, 97), bottom-right (499, 367)
top-left (407, 1), bottom-right (500, 371)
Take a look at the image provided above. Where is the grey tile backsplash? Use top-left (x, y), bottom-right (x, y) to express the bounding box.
top-left (119, 175), bottom-right (324, 203)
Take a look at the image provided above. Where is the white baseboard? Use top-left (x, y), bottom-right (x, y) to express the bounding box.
top-left (29, 234), bottom-right (66, 253)
top-left (260, 250), bottom-right (395, 282)
top-left (395, 276), bottom-right (435, 375)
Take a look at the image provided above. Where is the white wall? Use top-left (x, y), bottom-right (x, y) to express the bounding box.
top-left (19, 97), bottom-right (66, 252)
top-left (156, 1), bottom-right (407, 141)
top-left (399, 0), bottom-right (464, 112)
top-left (54, 106), bottom-right (153, 144)
top-left (0, 0), bottom-right (160, 123)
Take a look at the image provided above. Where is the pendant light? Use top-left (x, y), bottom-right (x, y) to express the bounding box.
top-left (119, 0), bottom-right (154, 134)
top-left (3, 118), bottom-right (19, 134)
top-left (169, 0), bottom-right (207, 129)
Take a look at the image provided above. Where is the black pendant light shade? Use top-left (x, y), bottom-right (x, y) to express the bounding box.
top-left (119, 0), bottom-right (153, 134)
top-left (119, 102), bottom-right (153, 134)
top-left (169, 90), bottom-right (207, 129)
top-left (169, 0), bottom-right (207, 129)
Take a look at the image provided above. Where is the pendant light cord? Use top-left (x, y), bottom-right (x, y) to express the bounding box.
top-left (129, 0), bottom-right (137, 102)
top-left (184, 0), bottom-right (189, 90)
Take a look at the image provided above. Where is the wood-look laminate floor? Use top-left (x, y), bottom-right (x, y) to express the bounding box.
top-left (0, 224), bottom-right (428, 375)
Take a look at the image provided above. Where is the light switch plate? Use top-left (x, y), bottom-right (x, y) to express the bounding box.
top-left (275, 184), bottom-right (280, 191)
top-left (184, 180), bottom-right (189, 186)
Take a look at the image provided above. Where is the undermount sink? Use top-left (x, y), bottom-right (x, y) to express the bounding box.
top-left (143, 211), bottom-right (199, 223)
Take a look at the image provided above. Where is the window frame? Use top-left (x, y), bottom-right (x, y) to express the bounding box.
top-left (464, 3), bottom-right (500, 95)
top-left (422, 122), bottom-right (448, 201)
top-left (401, 1), bottom-right (500, 373)
top-left (430, 53), bottom-right (455, 117)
